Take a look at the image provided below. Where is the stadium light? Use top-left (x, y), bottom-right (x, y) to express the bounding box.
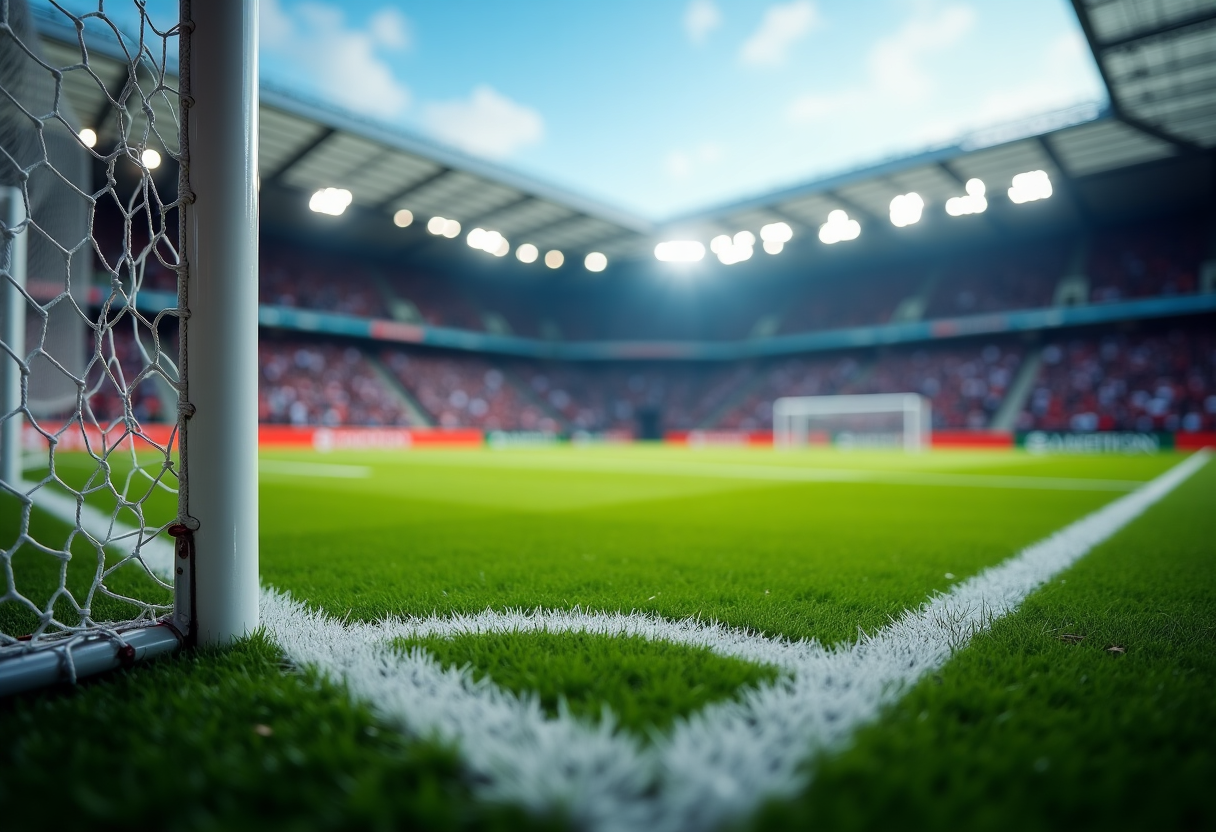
top-left (78, 127), bottom-right (97, 148)
top-left (427, 216), bottom-right (446, 234)
top-left (760, 222), bottom-right (793, 255)
top-left (516, 243), bottom-right (539, 263)
top-left (467, 228), bottom-right (510, 256)
top-left (442, 218), bottom-right (461, 238)
top-left (1008, 170), bottom-right (1052, 204)
top-left (545, 249), bottom-right (564, 269)
top-left (654, 240), bottom-right (706, 262)
top-left (393, 208), bottom-right (414, 228)
top-left (309, 187), bottom-right (352, 216)
top-left (889, 192), bottom-right (924, 227)
top-left (818, 209), bottom-right (860, 244)
top-left (760, 222), bottom-right (793, 243)
top-left (141, 148), bottom-right (162, 170)
top-left (709, 232), bottom-right (753, 264)
top-left (585, 252), bottom-right (608, 272)
top-left (945, 179), bottom-right (987, 216)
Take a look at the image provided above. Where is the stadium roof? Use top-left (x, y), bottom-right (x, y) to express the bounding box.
top-left (1072, 0), bottom-right (1216, 150)
top-left (34, 3), bottom-right (1215, 273)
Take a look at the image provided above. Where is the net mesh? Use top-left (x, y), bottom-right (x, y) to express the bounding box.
top-left (0, 0), bottom-right (187, 660)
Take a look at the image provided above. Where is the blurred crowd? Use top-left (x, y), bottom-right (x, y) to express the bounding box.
top-left (1022, 326), bottom-right (1216, 433)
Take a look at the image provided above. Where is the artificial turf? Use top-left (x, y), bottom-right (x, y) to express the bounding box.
top-left (1, 446), bottom-right (1208, 830)
top-left (749, 453), bottom-right (1216, 832)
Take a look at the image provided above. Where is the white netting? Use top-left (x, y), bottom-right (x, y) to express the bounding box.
top-left (0, 0), bottom-right (187, 657)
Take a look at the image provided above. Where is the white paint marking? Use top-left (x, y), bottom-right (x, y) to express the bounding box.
top-left (261, 451), bottom-right (1208, 832)
top-left (259, 460), bottom-right (373, 479)
top-left (19, 480), bottom-right (175, 579)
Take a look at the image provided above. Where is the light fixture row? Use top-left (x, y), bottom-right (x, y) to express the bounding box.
top-left (654, 170), bottom-right (1054, 261)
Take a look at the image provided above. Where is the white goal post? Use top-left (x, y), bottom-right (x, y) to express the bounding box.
top-left (0, 0), bottom-right (259, 695)
top-left (773, 393), bottom-right (932, 452)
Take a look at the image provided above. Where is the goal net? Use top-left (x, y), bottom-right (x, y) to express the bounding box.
top-left (0, 0), bottom-right (258, 695)
top-left (773, 393), bottom-right (932, 451)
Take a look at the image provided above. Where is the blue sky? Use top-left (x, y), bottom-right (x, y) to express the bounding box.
top-left (52, 1), bottom-right (1107, 220)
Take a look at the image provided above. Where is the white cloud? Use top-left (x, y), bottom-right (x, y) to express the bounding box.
top-left (784, 2), bottom-right (980, 126)
top-left (423, 86), bottom-right (545, 160)
top-left (369, 7), bottom-right (411, 49)
top-left (739, 1), bottom-right (820, 67)
top-left (665, 143), bottom-right (724, 179)
top-left (684, 0), bottom-right (722, 44)
top-left (260, 0), bottom-right (412, 119)
top-left (868, 4), bottom-right (976, 100)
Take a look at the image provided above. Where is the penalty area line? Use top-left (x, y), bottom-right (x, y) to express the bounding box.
top-left (260, 449), bottom-right (1210, 832)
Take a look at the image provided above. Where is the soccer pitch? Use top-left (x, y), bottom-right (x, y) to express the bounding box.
top-left (3, 445), bottom-right (1214, 831)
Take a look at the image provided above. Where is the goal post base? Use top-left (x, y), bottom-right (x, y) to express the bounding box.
top-left (0, 624), bottom-right (181, 698)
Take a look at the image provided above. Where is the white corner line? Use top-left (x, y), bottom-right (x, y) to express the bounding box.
top-left (259, 450), bottom-right (1209, 832)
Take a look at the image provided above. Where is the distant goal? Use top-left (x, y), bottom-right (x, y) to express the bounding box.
top-left (773, 393), bottom-right (932, 452)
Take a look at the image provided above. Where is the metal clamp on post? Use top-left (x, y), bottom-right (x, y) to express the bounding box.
top-left (167, 523), bottom-right (197, 645)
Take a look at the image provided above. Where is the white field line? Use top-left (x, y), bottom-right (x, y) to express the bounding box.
top-left (259, 460), bottom-right (372, 479)
top-left (260, 450), bottom-right (1209, 832)
top-left (19, 480), bottom-right (175, 579)
top-left (377, 453), bottom-right (1146, 492)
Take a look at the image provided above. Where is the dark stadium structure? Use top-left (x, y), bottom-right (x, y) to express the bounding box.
top-left (32, 1), bottom-right (1216, 444)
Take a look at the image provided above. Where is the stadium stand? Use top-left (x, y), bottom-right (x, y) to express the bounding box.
top-left (258, 341), bottom-right (414, 427)
top-left (380, 349), bottom-right (559, 431)
top-left (1020, 321), bottom-right (1216, 433)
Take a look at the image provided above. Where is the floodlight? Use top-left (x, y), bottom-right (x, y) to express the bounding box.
top-left (308, 187), bottom-right (353, 216)
top-left (516, 243), bottom-right (539, 263)
top-left (585, 252), bottom-right (608, 272)
top-left (545, 249), bottom-right (564, 269)
top-left (393, 209), bottom-right (414, 228)
top-left (733, 230), bottom-right (756, 247)
top-left (945, 181), bottom-right (987, 217)
top-left (763, 240), bottom-right (784, 254)
top-left (655, 240), bottom-right (706, 262)
top-left (818, 210), bottom-right (860, 244)
top-left (427, 216), bottom-right (447, 234)
top-left (442, 218), bottom-right (462, 238)
top-left (889, 192), bottom-right (925, 227)
top-left (1008, 170), bottom-right (1052, 204)
top-left (760, 222), bottom-right (793, 243)
top-left (141, 148), bottom-right (162, 170)
top-left (710, 234), bottom-right (732, 254)
top-left (467, 227), bottom-right (487, 248)
top-left (493, 237), bottom-right (510, 257)
top-left (78, 128), bottom-right (97, 148)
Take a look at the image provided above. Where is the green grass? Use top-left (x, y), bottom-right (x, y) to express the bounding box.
top-left (1, 446), bottom-right (1209, 830)
top-left (0, 490), bottom-right (171, 638)
top-left (397, 630), bottom-right (781, 736)
top-left (748, 454), bottom-right (1216, 832)
top-left (0, 635), bottom-right (561, 832)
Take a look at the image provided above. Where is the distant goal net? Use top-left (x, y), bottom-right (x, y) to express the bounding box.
top-left (773, 393), bottom-right (932, 452)
top-left (0, 0), bottom-right (258, 696)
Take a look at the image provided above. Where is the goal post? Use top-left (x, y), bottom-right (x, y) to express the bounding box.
top-left (773, 393), bottom-right (932, 452)
top-left (0, 0), bottom-right (259, 695)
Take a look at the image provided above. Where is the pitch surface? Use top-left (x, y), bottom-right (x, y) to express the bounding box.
top-left (2, 447), bottom-right (1212, 830)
